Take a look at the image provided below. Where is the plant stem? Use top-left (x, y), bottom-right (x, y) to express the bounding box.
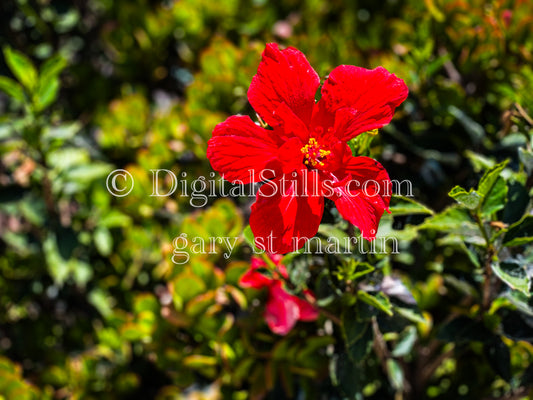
top-left (474, 213), bottom-right (496, 311)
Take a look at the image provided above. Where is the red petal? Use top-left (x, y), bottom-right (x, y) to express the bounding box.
top-left (248, 254), bottom-right (288, 281)
top-left (272, 102), bottom-right (310, 143)
top-left (315, 66), bottom-right (408, 141)
top-left (329, 157), bottom-right (391, 239)
top-left (268, 254), bottom-right (284, 266)
top-left (207, 115), bottom-right (282, 183)
top-left (250, 256), bottom-right (268, 270)
top-left (265, 281), bottom-right (300, 335)
top-left (239, 266), bottom-right (272, 289)
top-left (250, 169), bottom-right (324, 254)
top-left (343, 156), bottom-right (392, 209)
top-left (276, 263), bottom-right (289, 280)
top-left (248, 43), bottom-right (320, 128)
top-left (294, 290), bottom-right (319, 321)
top-left (277, 136), bottom-right (305, 175)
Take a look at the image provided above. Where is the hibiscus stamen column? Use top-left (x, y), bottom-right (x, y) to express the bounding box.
top-left (301, 137), bottom-right (331, 167)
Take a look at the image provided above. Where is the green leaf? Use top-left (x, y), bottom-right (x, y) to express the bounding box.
top-left (437, 235), bottom-right (481, 267)
top-left (335, 260), bottom-right (375, 282)
top-left (3, 46), bottom-right (38, 91)
top-left (504, 290), bottom-right (533, 317)
top-left (477, 160), bottom-right (508, 199)
top-left (503, 216), bottom-right (533, 247)
top-left (418, 206), bottom-right (474, 232)
top-left (503, 181), bottom-right (530, 224)
top-left (41, 121), bottom-right (81, 143)
top-left (332, 353), bottom-right (366, 398)
top-left (341, 307), bottom-right (373, 362)
top-left (0, 76), bottom-right (26, 102)
top-left (351, 262), bottom-right (375, 281)
top-left (394, 306), bottom-right (426, 325)
top-left (71, 259), bottom-right (93, 287)
top-left (40, 54), bottom-right (68, 81)
top-left (0, 123), bottom-right (13, 140)
top-left (65, 163), bottom-right (112, 184)
top-left (183, 355), bottom-right (218, 369)
top-left (386, 359), bottom-right (404, 391)
top-left (134, 293), bottom-right (159, 314)
top-left (94, 227), bottom-right (113, 256)
top-left (98, 210), bottom-right (132, 228)
top-left (491, 261), bottom-right (530, 295)
top-left (243, 225), bottom-right (259, 251)
top-left (389, 195), bottom-right (434, 216)
top-left (357, 291), bottom-right (393, 316)
top-left (46, 147), bottom-right (90, 171)
top-left (481, 176), bottom-right (507, 216)
top-left (392, 326), bottom-right (417, 357)
top-left (43, 234), bottom-right (69, 285)
top-left (519, 147), bottom-right (533, 174)
top-left (465, 150), bottom-right (495, 172)
top-left (296, 336), bottom-right (335, 363)
top-left (448, 185), bottom-right (481, 209)
top-left (34, 76), bottom-right (60, 111)
top-left (318, 223), bottom-right (353, 251)
top-left (171, 273), bottom-right (206, 305)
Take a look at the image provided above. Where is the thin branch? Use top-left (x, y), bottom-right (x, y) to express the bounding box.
top-left (515, 103), bottom-right (533, 126)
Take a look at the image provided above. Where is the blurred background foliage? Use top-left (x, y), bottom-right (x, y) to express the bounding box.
top-left (0, 0), bottom-right (533, 399)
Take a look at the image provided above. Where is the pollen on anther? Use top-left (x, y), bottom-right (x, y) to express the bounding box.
top-left (300, 137), bottom-right (331, 168)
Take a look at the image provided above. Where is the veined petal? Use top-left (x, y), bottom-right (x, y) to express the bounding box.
top-left (278, 136), bottom-right (305, 175)
top-left (332, 186), bottom-right (385, 240)
top-left (250, 169), bottom-right (324, 254)
top-left (316, 65), bottom-right (408, 141)
top-left (343, 156), bottom-right (392, 209)
top-left (207, 115), bottom-right (281, 183)
top-left (329, 157), bottom-right (391, 240)
top-left (248, 43), bottom-right (320, 128)
top-left (272, 102), bottom-right (310, 143)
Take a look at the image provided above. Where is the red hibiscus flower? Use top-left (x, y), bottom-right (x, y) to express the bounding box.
top-left (240, 254), bottom-right (319, 335)
top-left (207, 43), bottom-right (408, 254)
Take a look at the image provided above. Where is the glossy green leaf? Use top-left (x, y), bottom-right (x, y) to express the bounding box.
top-left (519, 147), bottom-right (533, 174)
top-left (341, 307), bottom-right (373, 362)
top-left (448, 185), bottom-right (481, 209)
top-left (481, 176), bottom-right (507, 216)
top-left (39, 54), bottom-right (68, 81)
top-left (418, 206), bottom-right (474, 232)
top-left (3, 46), bottom-right (38, 90)
top-left (491, 261), bottom-right (530, 295)
top-left (392, 326), bottom-right (417, 357)
top-left (389, 195), bottom-right (434, 216)
top-left (477, 160), bottom-right (508, 199)
top-left (34, 76), bottom-right (60, 111)
top-left (386, 359), bottom-right (404, 391)
top-left (357, 291), bottom-right (393, 316)
top-left (503, 216), bottom-right (533, 247)
top-left (0, 76), bottom-right (25, 102)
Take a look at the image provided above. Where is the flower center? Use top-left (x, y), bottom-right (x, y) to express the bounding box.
top-left (300, 138), bottom-right (331, 167)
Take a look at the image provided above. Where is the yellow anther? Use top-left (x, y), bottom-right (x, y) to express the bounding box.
top-left (300, 137), bottom-right (331, 168)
